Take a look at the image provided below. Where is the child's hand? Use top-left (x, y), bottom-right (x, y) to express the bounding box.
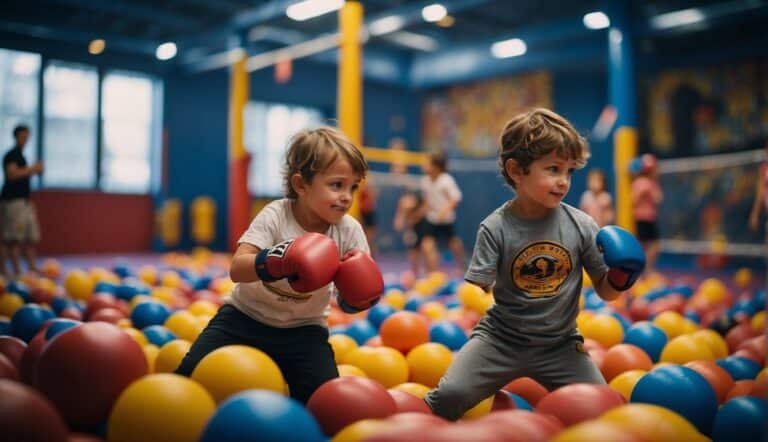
top-left (334, 249), bottom-right (384, 312)
top-left (254, 233), bottom-right (339, 292)
top-left (596, 226), bottom-right (645, 291)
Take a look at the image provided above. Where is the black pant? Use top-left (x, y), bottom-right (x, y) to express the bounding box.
top-left (175, 304), bottom-right (338, 404)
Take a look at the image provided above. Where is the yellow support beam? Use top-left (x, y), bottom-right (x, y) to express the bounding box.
top-left (361, 146), bottom-right (427, 167)
top-left (614, 127), bottom-right (637, 233)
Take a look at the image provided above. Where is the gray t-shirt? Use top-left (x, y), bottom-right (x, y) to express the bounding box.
top-left (227, 198), bottom-right (369, 328)
top-left (465, 202), bottom-right (608, 345)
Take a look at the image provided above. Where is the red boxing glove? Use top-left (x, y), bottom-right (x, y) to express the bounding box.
top-left (255, 233), bottom-right (340, 293)
top-left (334, 249), bottom-right (384, 312)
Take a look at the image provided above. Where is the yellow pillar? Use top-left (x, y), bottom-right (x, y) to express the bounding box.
top-left (338, 0), bottom-right (363, 219)
top-left (228, 56), bottom-right (250, 251)
top-left (614, 127), bottom-right (637, 233)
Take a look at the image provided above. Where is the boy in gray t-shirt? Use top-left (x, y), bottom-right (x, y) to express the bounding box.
top-left (424, 108), bottom-right (646, 420)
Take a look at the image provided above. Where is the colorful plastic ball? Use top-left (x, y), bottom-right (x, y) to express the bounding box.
top-left (344, 319), bottom-right (378, 345)
top-left (18, 325), bottom-right (52, 384)
top-left (35, 322), bottom-right (148, 429)
top-left (191, 345), bottom-right (285, 403)
top-left (690, 329), bottom-right (729, 359)
top-left (307, 376), bottom-right (396, 436)
top-left (337, 364), bottom-right (367, 377)
top-left (130, 301), bottom-right (171, 329)
top-left (535, 383), bottom-right (626, 426)
top-left (328, 334), bottom-right (358, 364)
top-left (581, 313), bottom-right (624, 348)
top-left (164, 310), bottom-right (202, 342)
top-left (503, 377), bottom-right (548, 406)
top-left (601, 344), bottom-right (653, 382)
top-left (10, 304), bottom-right (55, 343)
top-left (403, 296), bottom-right (425, 312)
top-left (200, 389), bottom-right (323, 442)
top-left (0, 293), bottom-right (25, 317)
top-left (653, 311), bottom-right (687, 339)
top-left (0, 336), bottom-right (27, 369)
top-left (660, 334), bottom-right (715, 364)
top-left (716, 356), bottom-right (761, 381)
top-left (0, 319), bottom-right (9, 336)
top-left (472, 409), bottom-right (563, 441)
top-left (64, 270), bottom-right (95, 300)
top-left (108, 373), bottom-right (216, 442)
top-left (0, 353), bottom-right (17, 380)
top-left (623, 321), bottom-right (668, 362)
top-left (608, 369), bottom-right (647, 400)
top-left (366, 303), bottom-right (396, 329)
top-left (43, 318), bottom-right (81, 340)
top-left (429, 320), bottom-right (468, 351)
top-left (462, 395), bottom-right (494, 420)
top-left (388, 389), bottom-right (433, 414)
top-left (551, 420), bottom-right (644, 442)
top-left (154, 339), bottom-right (191, 373)
top-left (405, 342), bottom-right (453, 388)
top-left (142, 325), bottom-right (177, 347)
top-left (0, 379), bottom-right (69, 442)
top-left (391, 382), bottom-right (431, 398)
top-left (630, 365), bottom-right (718, 435)
top-left (712, 396), bottom-right (767, 442)
top-left (379, 311), bottom-right (429, 353)
top-left (344, 346), bottom-right (408, 388)
top-left (685, 360), bottom-right (735, 404)
top-left (601, 404), bottom-right (707, 442)
top-left (331, 419), bottom-right (386, 442)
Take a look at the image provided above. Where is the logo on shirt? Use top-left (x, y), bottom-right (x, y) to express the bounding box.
top-left (511, 241), bottom-right (572, 297)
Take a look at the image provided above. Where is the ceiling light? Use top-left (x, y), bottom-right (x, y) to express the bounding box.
top-left (422, 3), bottom-right (447, 23)
top-left (437, 15), bottom-right (455, 28)
top-left (88, 39), bottom-right (105, 55)
top-left (583, 11), bottom-right (610, 30)
top-left (491, 38), bottom-right (526, 58)
top-left (286, 0), bottom-right (344, 21)
top-left (650, 8), bottom-right (705, 29)
top-left (155, 42), bottom-right (177, 61)
top-left (386, 31), bottom-right (439, 52)
top-left (369, 16), bottom-right (405, 36)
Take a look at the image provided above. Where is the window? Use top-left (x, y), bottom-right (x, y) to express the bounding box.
top-left (0, 49), bottom-right (40, 164)
top-left (43, 60), bottom-right (98, 188)
top-left (101, 71), bottom-right (161, 193)
top-left (244, 102), bottom-right (324, 197)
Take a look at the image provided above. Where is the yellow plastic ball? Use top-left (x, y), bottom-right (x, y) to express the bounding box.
top-left (581, 314), bottom-right (624, 348)
top-left (733, 268), bottom-right (752, 289)
top-left (164, 311), bottom-right (202, 342)
top-left (551, 420), bottom-right (642, 442)
top-left (196, 314), bottom-right (213, 328)
top-left (653, 311), bottom-right (686, 339)
top-left (751, 311), bottom-right (765, 333)
top-left (756, 367), bottom-right (767, 384)
top-left (405, 342), bottom-right (453, 388)
top-left (154, 339), bottom-right (192, 374)
top-left (151, 287), bottom-right (177, 306)
top-left (697, 278), bottom-right (728, 304)
top-left (600, 404), bottom-right (707, 442)
top-left (660, 334), bottom-right (715, 364)
top-left (608, 369), bottom-right (647, 400)
top-left (391, 382), bottom-right (431, 398)
top-left (41, 259), bottom-right (61, 279)
top-left (328, 334), bottom-right (358, 364)
top-left (161, 271), bottom-right (182, 288)
top-left (64, 269), bottom-right (95, 301)
top-left (382, 290), bottom-right (406, 310)
top-left (457, 282), bottom-right (492, 314)
top-left (89, 267), bottom-right (118, 285)
top-left (107, 374), bottom-right (216, 442)
top-left (129, 295), bottom-right (152, 309)
top-left (461, 395), bottom-right (493, 420)
top-left (582, 269), bottom-right (593, 288)
top-left (188, 300), bottom-right (218, 317)
top-left (419, 301), bottom-right (448, 320)
top-left (331, 419), bottom-right (386, 442)
top-left (191, 345), bottom-right (285, 403)
top-left (122, 328), bottom-right (149, 347)
top-left (690, 329), bottom-right (729, 359)
top-left (142, 344), bottom-right (160, 373)
top-left (337, 364), bottom-right (368, 377)
top-left (0, 293), bottom-right (24, 317)
top-left (344, 346), bottom-right (408, 388)
top-left (138, 265), bottom-right (158, 286)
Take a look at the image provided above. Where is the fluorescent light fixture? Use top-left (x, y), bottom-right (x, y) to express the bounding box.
top-left (422, 3), bottom-right (447, 22)
top-left (650, 8), bottom-right (705, 29)
top-left (11, 54), bottom-right (38, 75)
top-left (155, 42), bottom-right (178, 60)
top-left (385, 31), bottom-right (439, 52)
top-left (369, 16), bottom-right (405, 36)
top-left (286, 0), bottom-right (343, 21)
top-left (491, 38), bottom-right (526, 58)
top-left (583, 11), bottom-right (610, 30)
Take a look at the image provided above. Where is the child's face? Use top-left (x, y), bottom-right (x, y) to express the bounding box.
top-left (510, 151), bottom-right (579, 210)
top-left (295, 157), bottom-right (361, 226)
top-left (587, 172), bottom-right (604, 192)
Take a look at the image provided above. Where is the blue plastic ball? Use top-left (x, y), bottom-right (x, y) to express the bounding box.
top-left (623, 321), bottom-right (668, 362)
top-left (715, 356), bottom-right (761, 381)
top-left (10, 305), bottom-right (55, 342)
top-left (142, 325), bottom-right (177, 347)
top-left (6, 281), bottom-right (30, 302)
top-left (631, 365), bottom-right (718, 435)
top-left (429, 320), bottom-right (468, 351)
top-left (200, 390), bottom-right (324, 442)
top-left (403, 297), bottom-right (424, 312)
top-left (344, 320), bottom-right (377, 345)
top-left (366, 303), bottom-right (396, 330)
top-left (507, 392), bottom-right (533, 411)
top-left (712, 396), bottom-right (767, 442)
top-left (130, 301), bottom-right (171, 329)
top-left (44, 319), bottom-right (81, 340)
top-left (0, 319), bottom-right (10, 335)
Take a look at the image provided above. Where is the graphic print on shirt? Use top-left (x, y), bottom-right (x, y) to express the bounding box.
top-left (511, 241), bottom-right (572, 297)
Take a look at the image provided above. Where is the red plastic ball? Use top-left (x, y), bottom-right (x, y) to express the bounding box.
top-left (600, 344), bottom-right (653, 382)
top-left (388, 389), bottom-right (432, 414)
top-left (503, 377), bottom-right (548, 406)
top-left (306, 376), bottom-right (396, 436)
top-left (0, 335), bottom-right (27, 368)
top-left (535, 383), bottom-right (626, 426)
top-left (0, 379), bottom-right (69, 442)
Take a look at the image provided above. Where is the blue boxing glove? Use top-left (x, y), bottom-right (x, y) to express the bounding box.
top-left (596, 225), bottom-right (646, 291)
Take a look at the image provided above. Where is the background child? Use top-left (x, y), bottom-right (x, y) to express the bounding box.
top-left (393, 187), bottom-right (426, 277)
top-left (175, 127), bottom-right (384, 404)
top-left (630, 154), bottom-right (663, 272)
top-left (424, 108), bottom-right (645, 421)
top-left (748, 143), bottom-right (767, 236)
top-left (420, 151), bottom-right (466, 274)
top-left (579, 168), bottom-right (614, 227)
top-left (358, 178), bottom-right (378, 255)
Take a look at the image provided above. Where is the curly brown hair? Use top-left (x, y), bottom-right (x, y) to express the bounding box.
top-left (498, 108), bottom-right (589, 189)
top-left (283, 126), bottom-right (368, 199)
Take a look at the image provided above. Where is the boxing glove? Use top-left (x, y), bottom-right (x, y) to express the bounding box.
top-left (334, 249), bottom-right (384, 313)
top-left (596, 225), bottom-right (646, 291)
top-left (255, 233), bottom-right (340, 293)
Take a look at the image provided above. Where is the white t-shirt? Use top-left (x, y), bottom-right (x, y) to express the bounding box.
top-left (227, 198), bottom-right (369, 328)
top-left (420, 172), bottom-right (462, 224)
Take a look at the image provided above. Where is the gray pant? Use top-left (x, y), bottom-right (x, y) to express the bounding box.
top-left (424, 334), bottom-right (605, 421)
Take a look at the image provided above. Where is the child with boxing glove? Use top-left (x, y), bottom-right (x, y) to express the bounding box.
top-left (424, 108), bottom-right (645, 420)
top-left (175, 127), bottom-right (384, 403)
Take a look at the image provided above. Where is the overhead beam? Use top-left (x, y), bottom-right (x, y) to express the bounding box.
top-left (46, 0), bottom-right (200, 29)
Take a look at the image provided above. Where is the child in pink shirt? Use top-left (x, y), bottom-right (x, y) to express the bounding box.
top-left (631, 154), bottom-right (663, 271)
top-left (579, 168), bottom-right (614, 227)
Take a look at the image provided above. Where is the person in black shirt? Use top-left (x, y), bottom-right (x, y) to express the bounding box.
top-left (1, 125), bottom-right (43, 278)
